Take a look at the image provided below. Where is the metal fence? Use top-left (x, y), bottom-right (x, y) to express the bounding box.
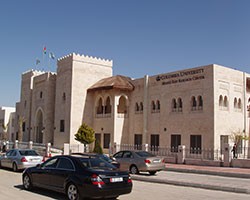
top-left (115, 144), bottom-right (250, 161)
top-left (0, 140), bottom-right (63, 156)
top-left (185, 148), bottom-right (222, 161)
top-left (233, 146), bottom-right (250, 159)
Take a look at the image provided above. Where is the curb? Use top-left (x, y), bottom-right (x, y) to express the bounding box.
top-left (131, 175), bottom-right (250, 194)
top-left (166, 167), bottom-right (250, 179)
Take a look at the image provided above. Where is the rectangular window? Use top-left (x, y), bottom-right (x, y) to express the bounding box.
top-left (151, 134), bottom-right (159, 151)
top-left (171, 134), bottom-right (181, 152)
top-left (22, 122), bottom-right (26, 132)
top-left (134, 134), bottom-right (142, 150)
top-left (190, 135), bottom-right (202, 154)
top-left (60, 120), bottom-right (65, 132)
top-left (103, 133), bottom-right (110, 149)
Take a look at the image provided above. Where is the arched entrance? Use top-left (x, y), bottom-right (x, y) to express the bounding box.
top-left (35, 109), bottom-right (44, 143)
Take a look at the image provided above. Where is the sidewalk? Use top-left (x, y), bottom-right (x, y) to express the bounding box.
top-left (166, 163), bottom-right (250, 178)
top-left (131, 163), bottom-right (250, 194)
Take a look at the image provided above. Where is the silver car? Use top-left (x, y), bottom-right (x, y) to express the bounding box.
top-left (0, 149), bottom-right (43, 172)
top-left (113, 150), bottom-right (165, 175)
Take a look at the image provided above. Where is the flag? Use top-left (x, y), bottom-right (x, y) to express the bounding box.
top-left (43, 46), bottom-right (46, 54)
top-left (49, 52), bottom-right (55, 59)
top-left (36, 59), bottom-right (40, 65)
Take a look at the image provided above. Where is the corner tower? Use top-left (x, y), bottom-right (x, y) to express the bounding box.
top-left (54, 53), bottom-right (113, 147)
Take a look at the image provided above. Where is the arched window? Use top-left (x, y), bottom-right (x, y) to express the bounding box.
top-left (135, 102), bottom-right (139, 112)
top-left (191, 96), bottom-right (196, 110)
top-left (96, 98), bottom-right (103, 114)
top-left (198, 96), bottom-right (203, 110)
top-left (140, 102), bottom-right (143, 111)
top-left (224, 96), bottom-right (228, 107)
top-left (118, 96), bottom-right (127, 114)
top-left (238, 98), bottom-right (242, 110)
top-left (219, 95), bottom-right (223, 107)
top-left (177, 98), bottom-right (182, 111)
top-left (172, 98), bottom-right (177, 112)
top-left (156, 100), bottom-right (160, 110)
top-left (234, 98), bottom-right (237, 108)
top-left (105, 97), bottom-right (111, 114)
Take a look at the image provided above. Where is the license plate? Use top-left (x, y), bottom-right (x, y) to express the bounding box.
top-left (30, 158), bottom-right (39, 162)
top-left (153, 159), bottom-right (161, 163)
top-left (110, 177), bottom-right (123, 183)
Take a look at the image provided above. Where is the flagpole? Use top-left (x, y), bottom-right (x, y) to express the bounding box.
top-left (42, 46), bottom-right (44, 70)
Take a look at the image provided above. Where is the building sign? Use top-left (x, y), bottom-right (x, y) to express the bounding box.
top-left (156, 68), bottom-right (205, 85)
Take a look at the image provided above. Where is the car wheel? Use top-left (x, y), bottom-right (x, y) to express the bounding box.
top-left (23, 174), bottom-right (33, 190)
top-left (149, 171), bottom-right (157, 175)
top-left (13, 162), bottom-right (18, 172)
top-left (130, 165), bottom-right (139, 174)
top-left (67, 183), bottom-right (80, 200)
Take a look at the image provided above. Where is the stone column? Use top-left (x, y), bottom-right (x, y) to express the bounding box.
top-left (223, 143), bottom-right (230, 167)
top-left (177, 145), bottom-right (186, 164)
top-left (143, 144), bottom-right (149, 152)
top-left (64, 143), bottom-right (70, 155)
top-left (29, 141), bottom-right (33, 149)
top-left (46, 143), bottom-right (51, 157)
top-left (14, 140), bottom-right (18, 149)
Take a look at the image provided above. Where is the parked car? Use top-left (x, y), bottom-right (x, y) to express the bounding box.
top-left (0, 149), bottom-right (43, 172)
top-left (112, 150), bottom-right (165, 175)
top-left (22, 154), bottom-right (132, 200)
top-left (72, 152), bottom-right (120, 169)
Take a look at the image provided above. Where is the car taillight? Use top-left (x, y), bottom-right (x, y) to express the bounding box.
top-left (128, 176), bottom-right (132, 183)
top-left (21, 157), bottom-right (28, 162)
top-left (91, 174), bottom-right (104, 186)
top-left (145, 159), bottom-right (151, 164)
top-left (162, 159), bottom-right (165, 163)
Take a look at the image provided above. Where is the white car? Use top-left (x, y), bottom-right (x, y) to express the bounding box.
top-left (0, 149), bottom-right (43, 171)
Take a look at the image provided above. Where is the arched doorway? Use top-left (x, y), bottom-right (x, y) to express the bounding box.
top-left (35, 109), bottom-right (44, 143)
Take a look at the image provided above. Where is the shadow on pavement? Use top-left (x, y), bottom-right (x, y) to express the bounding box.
top-left (14, 184), bottom-right (66, 200)
top-left (14, 185), bottom-right (118, 200)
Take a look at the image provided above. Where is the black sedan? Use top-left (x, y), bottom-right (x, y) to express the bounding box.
top-left (71, 153), bottom-right (120, 169)
top-left (22, 155), bottom-right (132, 200)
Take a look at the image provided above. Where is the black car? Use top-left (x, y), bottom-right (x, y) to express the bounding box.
top-left (72, 153), bottom-right (120, 169)
top-left (22, 155), bottom-right (132, 200)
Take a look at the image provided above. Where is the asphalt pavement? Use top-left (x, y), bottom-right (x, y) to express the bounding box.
top-left (131, 163), bottom-right (250, 194)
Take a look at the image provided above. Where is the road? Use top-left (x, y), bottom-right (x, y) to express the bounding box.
top-left (0, 169), bottom-right (249, 200)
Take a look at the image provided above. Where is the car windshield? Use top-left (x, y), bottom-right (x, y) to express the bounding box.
top-left (79, 157), bottom-right (116, 169)
top-left (135, 151), bottom-right (155, 157)
top-left (19, 150), bottom-right (39, 156)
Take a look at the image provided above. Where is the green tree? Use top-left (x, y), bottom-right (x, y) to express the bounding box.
top-left (230, 129), bottom-right (249, 145)
top-left (230, 129), bottom-right (249, 157)
top-left (75, 123), bottom-right (95, 145)
top-left (93, 140), bottom-right (103, 154)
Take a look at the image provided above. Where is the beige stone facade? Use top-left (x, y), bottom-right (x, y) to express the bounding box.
top-left (15, 53), bottom-right (250, 152)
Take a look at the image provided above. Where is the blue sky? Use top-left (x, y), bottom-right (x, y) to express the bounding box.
top-left (1, 0), bottom-right (250, 107)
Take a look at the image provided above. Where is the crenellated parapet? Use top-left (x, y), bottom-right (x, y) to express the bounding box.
top-left (57, 52), bottom-right (113, 67)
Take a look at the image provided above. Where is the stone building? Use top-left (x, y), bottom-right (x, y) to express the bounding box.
top-left (15, 53), bottom-right (250, 153)
top-left (0, 107), bottom-right (15, 141)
